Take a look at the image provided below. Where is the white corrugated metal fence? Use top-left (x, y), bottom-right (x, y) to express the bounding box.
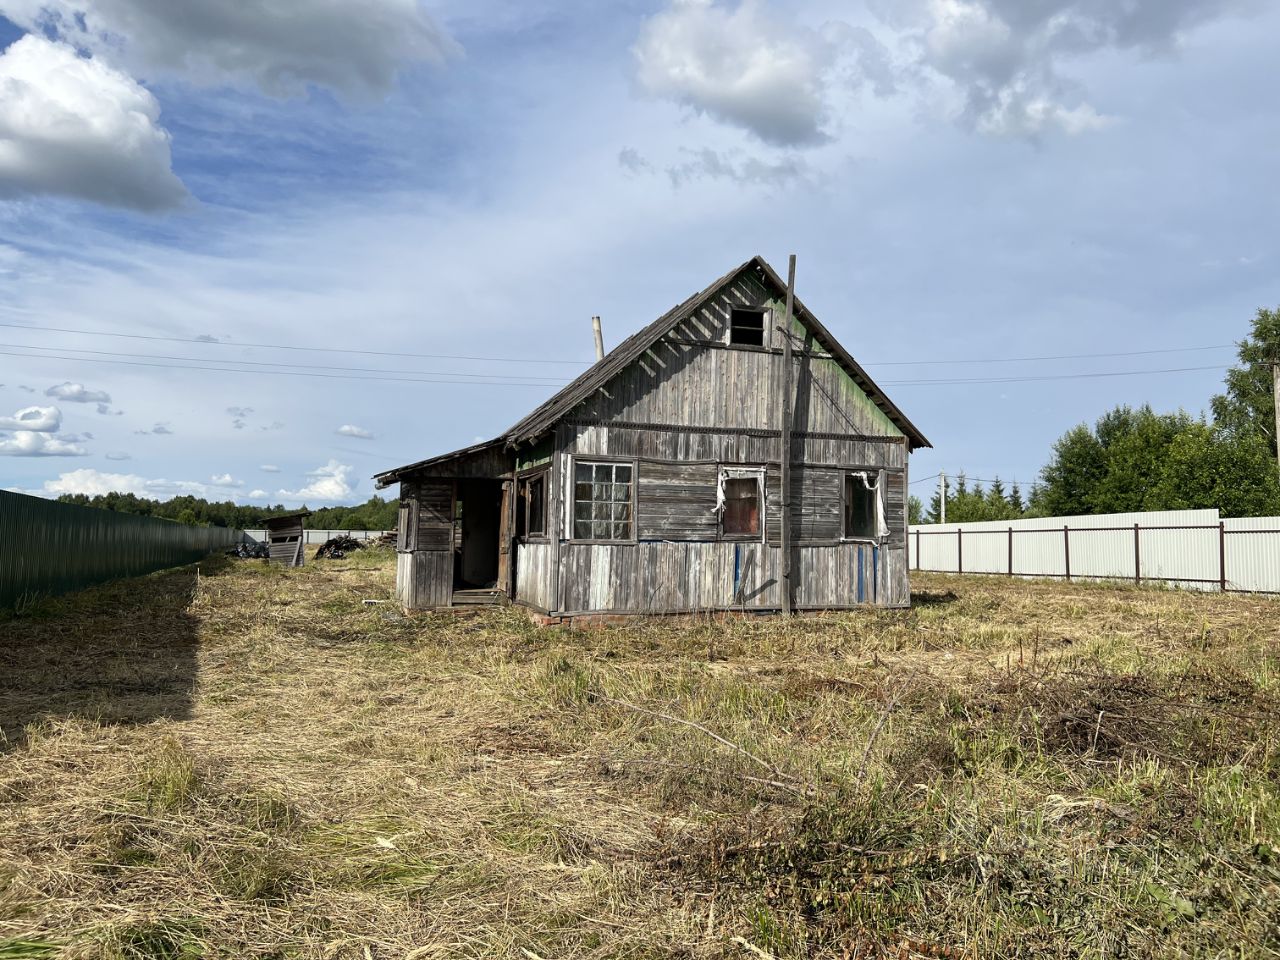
top-left (909, 509), bottom-right (1280, 594)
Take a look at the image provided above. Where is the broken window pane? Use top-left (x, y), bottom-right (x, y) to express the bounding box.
top-left (721, 476), bottom-right (761, 537)
top-left (729, 307), bottom-right (766, 347)
top-left (845, 474), bottom-right (877, 539)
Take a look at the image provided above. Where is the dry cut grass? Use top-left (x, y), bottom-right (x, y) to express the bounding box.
top-left (1, 550), bottom-right (1278, 959)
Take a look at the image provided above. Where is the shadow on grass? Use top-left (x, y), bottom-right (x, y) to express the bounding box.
top-left (910, 589), bottom-right (959, 607)
top-left (0, 559), bottom-right (223, 751)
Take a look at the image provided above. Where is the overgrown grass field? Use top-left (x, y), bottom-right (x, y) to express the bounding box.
top-left (1, 549), bottom-right (1277, 958)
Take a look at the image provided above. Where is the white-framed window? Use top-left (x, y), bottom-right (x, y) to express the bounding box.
top-left (844, 470), bottom-right (888, 541)
top-left (715, 466), bottom-right (765, 540)
top-left (571, 460), bottom-right (634, 541)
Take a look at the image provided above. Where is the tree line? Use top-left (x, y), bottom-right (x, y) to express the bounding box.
top-left (55, 491), bottom-right (399, 531)
top-left (913, 306), bottom-right (1280, 523)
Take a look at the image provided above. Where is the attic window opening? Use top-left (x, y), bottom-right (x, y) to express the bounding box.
top-left (729, 307), bottom-right (766, 347)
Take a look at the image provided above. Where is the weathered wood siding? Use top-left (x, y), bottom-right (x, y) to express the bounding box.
top-left (514, 541), bottom-right (555, 611)
top-left (396, 478), bottom-right (455, 609)
top-left (265, 516), bottom-right (305, 567)
top-left (556, 541), bottom-right (903, 613)
top-left (545, 422), bottom-right (912, 611)
top-left (567, 273), bottom-right (904, 439)
top-left (561, 422), bottom-right (906, 471)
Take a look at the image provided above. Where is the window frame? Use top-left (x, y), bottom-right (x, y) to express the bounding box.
top-left (396, 489), bottom-right (419, 553)
top-left (727, 305), bottom-right (770, 349)
top-left (567, 457), bottom-right (638, 544)
top-left (717, 465), bottom-right (766, 543)
top-left (841, 468), bottom-right (885, 543)
top-left (516, 467), bottom-right (550, 543)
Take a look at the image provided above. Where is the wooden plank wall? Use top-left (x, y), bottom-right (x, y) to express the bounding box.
top-left (514, 541), bottom-right (555, 611)
top-left (266, 517), bottom-right (305, 567)
top-left (545, 423), bottom-right (912, 611)
top-left (397, 478), bottom-right (456, 609)
top-left (556, 541), bottom-right (905, 614)
top-left (568, 275), bottom-right (903, 439)
top-left (408, 551), bottom-right (453, 608)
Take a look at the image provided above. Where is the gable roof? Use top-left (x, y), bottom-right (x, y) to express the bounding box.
top-left (374, 255), bottom-right (929, 487)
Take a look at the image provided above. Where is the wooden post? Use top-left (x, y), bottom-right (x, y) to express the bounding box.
top-left (1063, 525), bottom-right (1071, 581)
top-left (1219, 521), bottom-right (1228, 592)
top-left (780, 254), bottom-right (796, 615)
top-left (1133, 523), bottom-right (1141, 585)
top-left (957, 528), bottom-right (963, 574)
top-left (592, 316), bottom-right (605, 362)
top-left (939, 472), bottom-right (947, 524)
top-left (1273, 361), bottom-right (1280, 476)
top-left (1007, 527), bottom-right (1013, 577)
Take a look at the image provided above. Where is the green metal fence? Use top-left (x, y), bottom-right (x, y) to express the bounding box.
top-left (0, 490), bottom-right (243, 610)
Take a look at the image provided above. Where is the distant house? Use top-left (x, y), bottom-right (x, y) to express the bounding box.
top-left (374, 255), bottom-right (929, 616)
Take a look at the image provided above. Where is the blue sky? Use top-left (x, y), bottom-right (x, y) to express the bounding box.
top-left (0, 0), bottom-right (1277, 506)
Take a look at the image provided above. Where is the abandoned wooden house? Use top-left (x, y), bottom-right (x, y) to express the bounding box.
top-left (374, 255), bottom-right (929, 616)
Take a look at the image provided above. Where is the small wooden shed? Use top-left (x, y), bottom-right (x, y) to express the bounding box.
top-left (374, 255), bottom-right (930, 616)
top-left (263, 511), bottom-right (310, 568)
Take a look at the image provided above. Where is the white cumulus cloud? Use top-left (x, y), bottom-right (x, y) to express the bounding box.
top-left (0, 431), bottom-right (88, 456)
top-left (209, 473), bottom-right (242, 488)
top-left (260, 464), bottom-right (281, 473)
top-left (336, 424), bottom-right (375, 439)
top-left (633, 0), bottom-right (837, 146)
top-left (40, 468), bottom-right (147, 496)
top-left (37, 467), bottom-right (257, 498)
top-left (0, 35), bottom-right (187, 210)
top-left (2, 0), bottom-right (459, 99)
top-left (278, 460), bottom-right (355, 502)
top-left (0, 405), bottom-right (61, 432)
top-left (45, 381), bottom-right (111, 404)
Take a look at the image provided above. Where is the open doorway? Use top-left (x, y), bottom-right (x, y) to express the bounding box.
top-left (454, 479), bottom-right (503, 590)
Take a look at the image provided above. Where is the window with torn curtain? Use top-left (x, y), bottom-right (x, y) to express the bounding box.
top-left (844, 471), bottom-right (887, 541)
top-left (572, 461), bottom-right (633, 541)
top-left (716, 467), bottom-right (764, 540)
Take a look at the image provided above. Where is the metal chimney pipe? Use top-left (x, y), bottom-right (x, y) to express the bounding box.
top-left (592, 316), bottom-right (604, 362)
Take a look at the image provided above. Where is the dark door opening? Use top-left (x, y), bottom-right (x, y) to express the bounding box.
top-left (455, 479), bottom-right (502, 589)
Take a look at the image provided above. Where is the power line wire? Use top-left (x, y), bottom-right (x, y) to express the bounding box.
top-left (0, 348), bottom-right (569, 387)
top-left (1, 344), bottom-right (1229, 390)
top-left (1, 319), bottom-right (1237, 371)
top-left (0, 342), bottom-right (572, 383)
top-left (865, 344), bottom-right (1234, 366)
top-left (881, 364), bottom-right (1224, 386)
top-left (0, 321), bottom-right (593, 366)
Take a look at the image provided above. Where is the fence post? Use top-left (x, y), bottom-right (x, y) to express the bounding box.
top-left (957, 528), bottom-right (963, 574)
top-left (916, 529), bottom-right (921, 571)
top-left (1063, 525), bottom-right (1071, 582)
top-left (1219, 522), bottom-right (1227, 592)
top-left (1007, 527), bottom-right (1013, 577)
top-left (1133, 523), bottom-right (1140, 586)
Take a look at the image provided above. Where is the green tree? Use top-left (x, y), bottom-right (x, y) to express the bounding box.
top-left (1148, 425), bottom-right (1280, 518)
top-left (1008, 482), bottom-right (1025, 514)
top-left (1211, 306), bottom-right (1280, 456)
top-left (908, 495), bottom-right (924, 525)
top-left (1032, 423), bottom-right (1106, 516)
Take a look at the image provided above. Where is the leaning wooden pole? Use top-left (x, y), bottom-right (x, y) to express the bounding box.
top-left (780, 254), bottom-right (797, 615)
